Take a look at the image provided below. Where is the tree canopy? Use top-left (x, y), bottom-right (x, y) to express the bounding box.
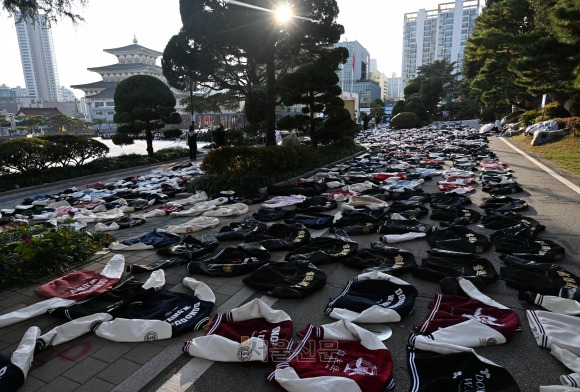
top-left (369, 99), bottom-right (385, 123)
top-left (277, 48), bottom-right (349, 147)
top-left (2, 0), bottom-right (87, 24)
top-left (162, 0), bottom-right (345, 146)
top-left (417, 59), bottom-right (461, 101)
top-left (113, 75), bottom-right (181, 156)
top-left (463, 0), bottom-right (580, 117)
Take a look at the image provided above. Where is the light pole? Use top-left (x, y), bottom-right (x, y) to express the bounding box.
top-left (189, 76), bottom-right (195, 128)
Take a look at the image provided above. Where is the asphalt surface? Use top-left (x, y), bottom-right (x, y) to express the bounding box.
top-left (1, 122), bottom-right (580, 392)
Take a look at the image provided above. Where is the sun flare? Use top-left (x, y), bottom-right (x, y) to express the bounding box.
top-left (275, 4), bottom-right (293, 23)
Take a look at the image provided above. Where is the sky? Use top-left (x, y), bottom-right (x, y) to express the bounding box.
top-left (0, 0), bottom-right (450, 98)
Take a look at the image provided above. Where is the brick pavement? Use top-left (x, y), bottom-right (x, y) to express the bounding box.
top-left (3, 124), bottom-right (579, 392)
top-left (0, 147), bottom-right (357, 392)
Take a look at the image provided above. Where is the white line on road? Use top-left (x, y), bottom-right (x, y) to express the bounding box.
top-left (498, 137), bottom-right (580, 196)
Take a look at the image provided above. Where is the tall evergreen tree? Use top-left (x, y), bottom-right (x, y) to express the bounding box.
top-left (509, 0), bottom-right (580, 103)
top-left (417, 59), bottom-right (461, 101)
top-left (162, 0), bottom-right (344, 146)
top-left (463, 0), bottom-right (534, 113)
top-left (277, 48), bottom-right (349, 147)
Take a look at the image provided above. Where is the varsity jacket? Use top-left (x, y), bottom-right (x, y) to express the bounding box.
top-left (47, 270), bottom-right (165, 320)
top-left (342, 242), bottom-right (418, 275)
top-left (35, 277), bottom-right (214, 348)
top-left (407, 335), bottom-right (521, 392)
top-left (183, 298), bottom-right (293, 362)
top-left (242, 262), bottom-right (327, 298)
top-left (35, 253), bottom-right (125, 301)
top-left (0, 255), bottom-right (124, 328)
top-left (267, 320), bottom-right (395, 392)
top-left (0, 327), bottom-right (40, 392)
top-left (326, 271), bottom-right (418, 323)
top-left (413, 278), bottom-right (521, 348)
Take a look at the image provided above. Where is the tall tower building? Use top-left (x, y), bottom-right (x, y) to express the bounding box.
top-left (335, 41), bottom-right (381, 109)
top-left (14, 11), bottom-right (62, 102)
top-left (387, 73), bottom-right (404, 101)
top-left (402, 0), bottom-right (480, 86)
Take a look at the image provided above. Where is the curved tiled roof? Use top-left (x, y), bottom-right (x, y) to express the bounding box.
top-left (87, 63), bottom-right (163, 73)
top-left (103, 44), bottom-right (162, 57)
top-left (70, 81), bottom-right (118, 90)
top-left (15, 107), bottom-right (63, 116)
top-left (86, 87), bottom-right (116, 99)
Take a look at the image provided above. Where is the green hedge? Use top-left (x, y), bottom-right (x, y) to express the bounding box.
top-left (0, 147), bottom-right (188, 192)
top-left (0, 135), bottom-right (109, 174)
top-left (191, 144), bottom-right (364, 195)
top-left (200, 145), bottom-right (319, 176)
top-left (39, 134), bottom-right (109, 165)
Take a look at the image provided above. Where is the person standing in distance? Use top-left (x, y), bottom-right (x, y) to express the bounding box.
top-left (213, 123), bottom-right (226, 148)
top-left (186, 125), bottom-right (198, 161)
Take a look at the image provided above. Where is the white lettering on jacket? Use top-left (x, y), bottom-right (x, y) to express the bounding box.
top-left (69, 278), bottom-right (110, 296)
top-left (166, 303), bottom-right (201, 326)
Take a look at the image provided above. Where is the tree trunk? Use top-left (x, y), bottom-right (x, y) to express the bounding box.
top-left (146, 129), bottom-right (154, 156)
top-left (309, 99), bottom-right (317, 149)
top-left (265, 53), bottom-right (277, 146)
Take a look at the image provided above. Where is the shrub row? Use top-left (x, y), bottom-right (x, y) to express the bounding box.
top-left (519, 102), bottom-right (572, 126)
top-left (190, 144), bottom-right (365, 195)
top-left (0, 147), bottom-right (189, 192)
top-left (200, 145), bottom-right (320, 176)
top-left (0, 135), bottom-right (109, 175)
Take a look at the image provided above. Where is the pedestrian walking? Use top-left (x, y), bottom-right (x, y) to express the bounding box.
top-left (186, 125), bottom-right (197, 161)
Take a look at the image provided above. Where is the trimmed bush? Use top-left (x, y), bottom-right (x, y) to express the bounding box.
top-left (191, 144), bottom-right (364, 195)
top-left (544, 102), bottom-right (571, 119)
top-left (0, 147), bottom-right (188, 192)
top-left (519, 110), bottom-right (541, 126)
top-left (390, 112), bottom-right (423, 129)
top-left (163, 128), bottom-right (183, 139)
top-left (39, 134), bottom-right (109, 165)
top-left (200, 145), bottom-right (319, 176)
top-left (0, 138), bottom-right (55, 174)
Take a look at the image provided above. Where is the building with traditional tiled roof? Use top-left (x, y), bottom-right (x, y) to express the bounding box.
top-left (15, 107), bottom-right (62, 116)
top-left (71, 37), bottom-right (168, 122)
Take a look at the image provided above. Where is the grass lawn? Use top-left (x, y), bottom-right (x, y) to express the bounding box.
top-left (510, 133), bottom-right (580, 177)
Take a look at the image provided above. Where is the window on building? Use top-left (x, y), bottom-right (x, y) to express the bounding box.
top-left (95, 102), bottom-right (104, 107)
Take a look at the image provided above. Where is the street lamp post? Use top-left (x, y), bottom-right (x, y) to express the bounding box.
top-left (189, 76), bottom-right (195, 128)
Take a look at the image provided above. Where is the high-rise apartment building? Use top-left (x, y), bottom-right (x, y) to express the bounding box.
top-left (402, 0), bottom-right (480, 86)
top-left (14, 11), bottom-right (62, 102)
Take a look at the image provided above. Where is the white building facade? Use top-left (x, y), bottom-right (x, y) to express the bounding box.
top-left (14, 11), bottom-right (62, 102)
top-left (369, 59), bottom-right (388, 102)
top-left (387, 73), bottom-right (404, 101)
top-left (402, 0), bottom-right (480, 86)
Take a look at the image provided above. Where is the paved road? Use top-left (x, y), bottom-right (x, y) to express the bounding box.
top-left (1, 125), bottom-right (580, 392)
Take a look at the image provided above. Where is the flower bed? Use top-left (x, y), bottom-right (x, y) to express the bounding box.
top-left (0, 223), bottom-right (115, 290)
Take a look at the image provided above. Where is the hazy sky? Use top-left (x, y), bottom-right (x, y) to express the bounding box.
top-left (0, 0), bottom-right (451, 97)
